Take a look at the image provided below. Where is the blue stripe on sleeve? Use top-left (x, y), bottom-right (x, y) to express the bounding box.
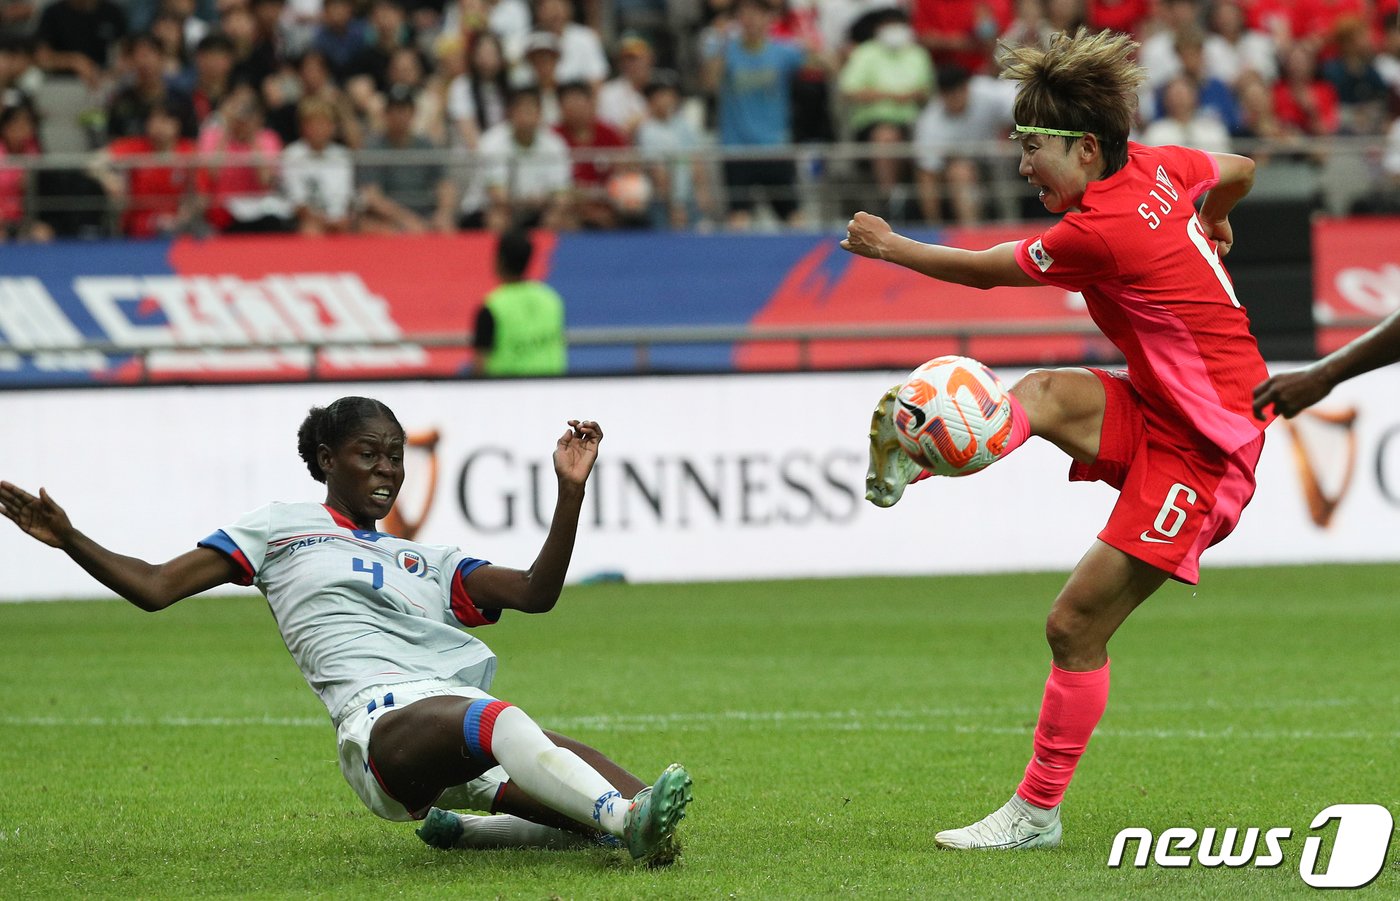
top-left (197, 529), bottom-right (256, 585)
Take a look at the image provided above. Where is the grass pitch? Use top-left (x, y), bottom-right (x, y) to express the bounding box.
top-left (2, 564), bottom-right (1398, 899)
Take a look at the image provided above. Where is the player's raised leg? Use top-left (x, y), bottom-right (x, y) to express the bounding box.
top-left (866, 365), bottom-right (1101, 508)
top-left (865, 383), bottom-right (929, 508)
top-left (935, 541), bottom-right (1168, 850)
top-left (1008, 368), bottom-right (1108, 467)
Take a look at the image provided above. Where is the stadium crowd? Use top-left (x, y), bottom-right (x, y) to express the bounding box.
top-left (0, 0), bottom-right (1397, 239)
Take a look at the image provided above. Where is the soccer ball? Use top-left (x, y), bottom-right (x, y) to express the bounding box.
top-left (607, 170), bottom-right (653, 216)
top-left (892, 355), bottom-right (1014, 477)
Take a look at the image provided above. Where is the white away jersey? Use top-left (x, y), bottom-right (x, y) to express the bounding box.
top-left (199, 501), bottom-right (500, 719)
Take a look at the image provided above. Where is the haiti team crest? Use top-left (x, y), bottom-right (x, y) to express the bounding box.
top-left (396, 550), bottom-right (430, 577)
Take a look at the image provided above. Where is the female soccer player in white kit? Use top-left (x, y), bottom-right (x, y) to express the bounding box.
top-left (0, 396), bottom-right (691, 865)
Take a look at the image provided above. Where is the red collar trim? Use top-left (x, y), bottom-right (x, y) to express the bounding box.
top-left (323, 504), bottom-right (360, 530)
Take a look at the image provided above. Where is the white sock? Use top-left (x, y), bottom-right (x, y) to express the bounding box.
top-left (488, 705), bottom-right (630, 836)
top-left (448, 813), bottom-right (591, 850)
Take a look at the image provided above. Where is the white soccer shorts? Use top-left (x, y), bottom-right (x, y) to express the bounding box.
top-left (335, 679), bottom-right (507, 821)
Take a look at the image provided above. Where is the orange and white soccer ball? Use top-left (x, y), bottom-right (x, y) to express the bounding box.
top-left (892, 355), bottom-right (1014, 477)
top-left (606, 170), bottom-right (653, 216)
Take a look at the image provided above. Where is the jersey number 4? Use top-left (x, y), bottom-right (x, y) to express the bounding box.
top-left (353, 557), bottom-right (384, 590)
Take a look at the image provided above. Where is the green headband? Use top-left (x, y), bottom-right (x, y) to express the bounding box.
top-left (1013, 124), bottom-right (1087, 137)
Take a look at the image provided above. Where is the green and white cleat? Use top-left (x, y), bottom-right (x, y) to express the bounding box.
top-left (934, 795), bottom-right (1062, 850)
top-left (623, 763), bottom-right (693, 865)
top-left (416, 807), bottom-right (465, 850)
top-left (866, 384), bottom-right (925, 508)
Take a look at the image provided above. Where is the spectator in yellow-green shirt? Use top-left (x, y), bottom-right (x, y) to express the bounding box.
top-left (471, 229), bottom-right (567, 377)
top-left (837, 9), bottom-right (934, 220)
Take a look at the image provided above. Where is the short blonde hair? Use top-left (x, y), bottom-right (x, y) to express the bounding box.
top-left (1000, 28), bottom-right (1145, 175)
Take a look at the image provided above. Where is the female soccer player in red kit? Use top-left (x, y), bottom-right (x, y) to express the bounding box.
top-left (843, 28), bottom-right (1270, 850)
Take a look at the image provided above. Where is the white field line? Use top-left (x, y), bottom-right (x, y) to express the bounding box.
top-left (3, 698), bottom-right (1398, 742)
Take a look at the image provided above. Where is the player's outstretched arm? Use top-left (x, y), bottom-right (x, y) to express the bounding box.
top-left (0, 481), bottom-right (241, 611)
top-left (463, 420), bottom-right (602, 614)
top-left (840, 211), bottom-right (1039, 289)
top-left (1253, 307), bottom-right (1400, 419)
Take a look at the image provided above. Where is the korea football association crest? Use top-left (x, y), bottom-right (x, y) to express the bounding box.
top-left (396, 549), bottom-right (430, 578)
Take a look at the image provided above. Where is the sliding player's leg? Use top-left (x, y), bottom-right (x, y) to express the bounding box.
top-left (420, 730), bottom-right (649, 848)
top-left (420, 732), bottom-right (649, 850)
top-left (488, 730), bottom-right (647, 830)
top-left (416, 807), bottom-right (593, 851)
top-left (369, 696), bottom-right (691, 862)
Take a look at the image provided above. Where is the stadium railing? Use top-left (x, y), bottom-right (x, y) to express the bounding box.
top-left (3, 133), bottom-right (1393, 238)
top-left (5, 319), bottom-right (1115, 382)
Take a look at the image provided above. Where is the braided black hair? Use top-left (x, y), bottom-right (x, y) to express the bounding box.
top-left (296, 397), bottom-right (404, 483)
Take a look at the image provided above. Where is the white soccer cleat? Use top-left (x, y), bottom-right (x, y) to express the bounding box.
top-left (866, 384), bottom-right (926, 508)
top-left (934, 795), bottom-right (1063, 850)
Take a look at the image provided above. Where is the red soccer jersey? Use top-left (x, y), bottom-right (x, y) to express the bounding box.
top-left (1272, 80), bottom-right (1340, 135)
top-left (1014, 142), bottom-right (1268, 455)
top-left (554, 119), bottom-right (628, 187)
top-left (109, 136), bottom-right (197, 238)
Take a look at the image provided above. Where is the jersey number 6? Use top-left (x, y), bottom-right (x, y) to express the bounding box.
top-left (1187, 214), bottom-right (1240, 308)
top-left (1153, 483), bottom-right (1199, 539)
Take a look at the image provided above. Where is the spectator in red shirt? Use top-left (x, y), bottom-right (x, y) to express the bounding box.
top-left (1274, 41), bottom-right (1341, 134)
top-left (0, 102), bottom-right (50, 240)
top-left (91, 101), bottom-right (198, 237)
top-left (1086, 0), bottom-right (1150, 36)
top-left (1298, 0), bottom-right (1368, 48)
top-left (554, 78), bottom-right (630, 228)
top-left (911, 0), bottom-right (1013, 75)
top-left (1239, 0), bottom-right (1298, 41)
top-left (1238, 0), bottom-right (1365, 49)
